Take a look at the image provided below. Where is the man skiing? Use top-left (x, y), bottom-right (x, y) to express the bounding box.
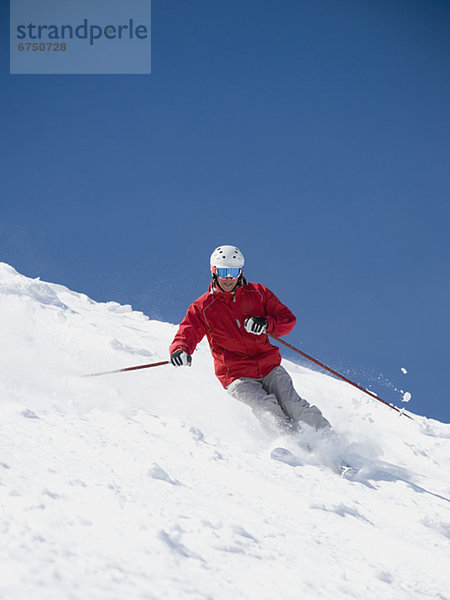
top-left (169, 245), bottom-right (330, 433)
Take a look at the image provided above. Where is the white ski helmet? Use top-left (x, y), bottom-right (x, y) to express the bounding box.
top-left (210, 245), bottom-right (245, 276)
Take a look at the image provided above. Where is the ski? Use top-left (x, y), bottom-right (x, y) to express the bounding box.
top-left (338, 464), bottom-right (360, 479)
top-left (270, 447), bottom-right (303, 467)
top-left (270, 447), bottom-right (360, 480)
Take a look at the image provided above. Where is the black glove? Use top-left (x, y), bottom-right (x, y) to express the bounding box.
top-left (244, 317), bottom-right (268, 335)
top-left (170, 350), bottom-right (192, 367)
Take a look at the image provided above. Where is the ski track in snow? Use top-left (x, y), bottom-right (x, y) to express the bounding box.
top-left (1, 262), bottom-right (449, 600)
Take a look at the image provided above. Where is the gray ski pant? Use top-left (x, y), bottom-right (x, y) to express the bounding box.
top-left (226, 365), bottom-right (331, 432)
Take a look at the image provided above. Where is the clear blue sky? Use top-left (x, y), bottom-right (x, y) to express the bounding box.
top-left (1, 1), bottom-right (449, 422)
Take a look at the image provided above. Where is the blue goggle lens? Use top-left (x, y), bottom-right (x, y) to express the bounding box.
top-left (215, 267), bottom-right (242, 278)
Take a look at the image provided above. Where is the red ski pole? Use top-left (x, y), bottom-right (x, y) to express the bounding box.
top-left (269, 334), bottom-right (412, 420)
top-left (83, 360), bottom-right (169, 377)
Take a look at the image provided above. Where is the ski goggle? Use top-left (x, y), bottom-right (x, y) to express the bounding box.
top-left (212, 266), bottom-right (243, 279)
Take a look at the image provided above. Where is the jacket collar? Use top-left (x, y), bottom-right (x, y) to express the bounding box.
top-left (209, 276), bottom-right (247, 299)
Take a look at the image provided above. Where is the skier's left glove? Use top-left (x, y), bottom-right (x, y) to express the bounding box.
top-left (170, 350), bottom-right (192, 367)
top-left (244, 317), bottom-right (268, 335)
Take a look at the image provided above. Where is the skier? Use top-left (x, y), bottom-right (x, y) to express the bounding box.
top-left (169, 245), bottom-right (331, 434)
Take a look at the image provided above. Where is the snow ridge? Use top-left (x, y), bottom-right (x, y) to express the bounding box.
top-left (0, 263), bottom-right (449, 600)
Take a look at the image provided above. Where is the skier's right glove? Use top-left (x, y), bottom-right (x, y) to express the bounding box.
top-left (170, 350), bottom-right (192, 367)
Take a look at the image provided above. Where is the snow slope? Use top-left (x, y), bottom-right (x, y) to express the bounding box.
top-left (1, 262), bottom-right (449, 600)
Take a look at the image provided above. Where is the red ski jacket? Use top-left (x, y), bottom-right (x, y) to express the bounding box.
top-left (169, 281), bottom-right (296, 388)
